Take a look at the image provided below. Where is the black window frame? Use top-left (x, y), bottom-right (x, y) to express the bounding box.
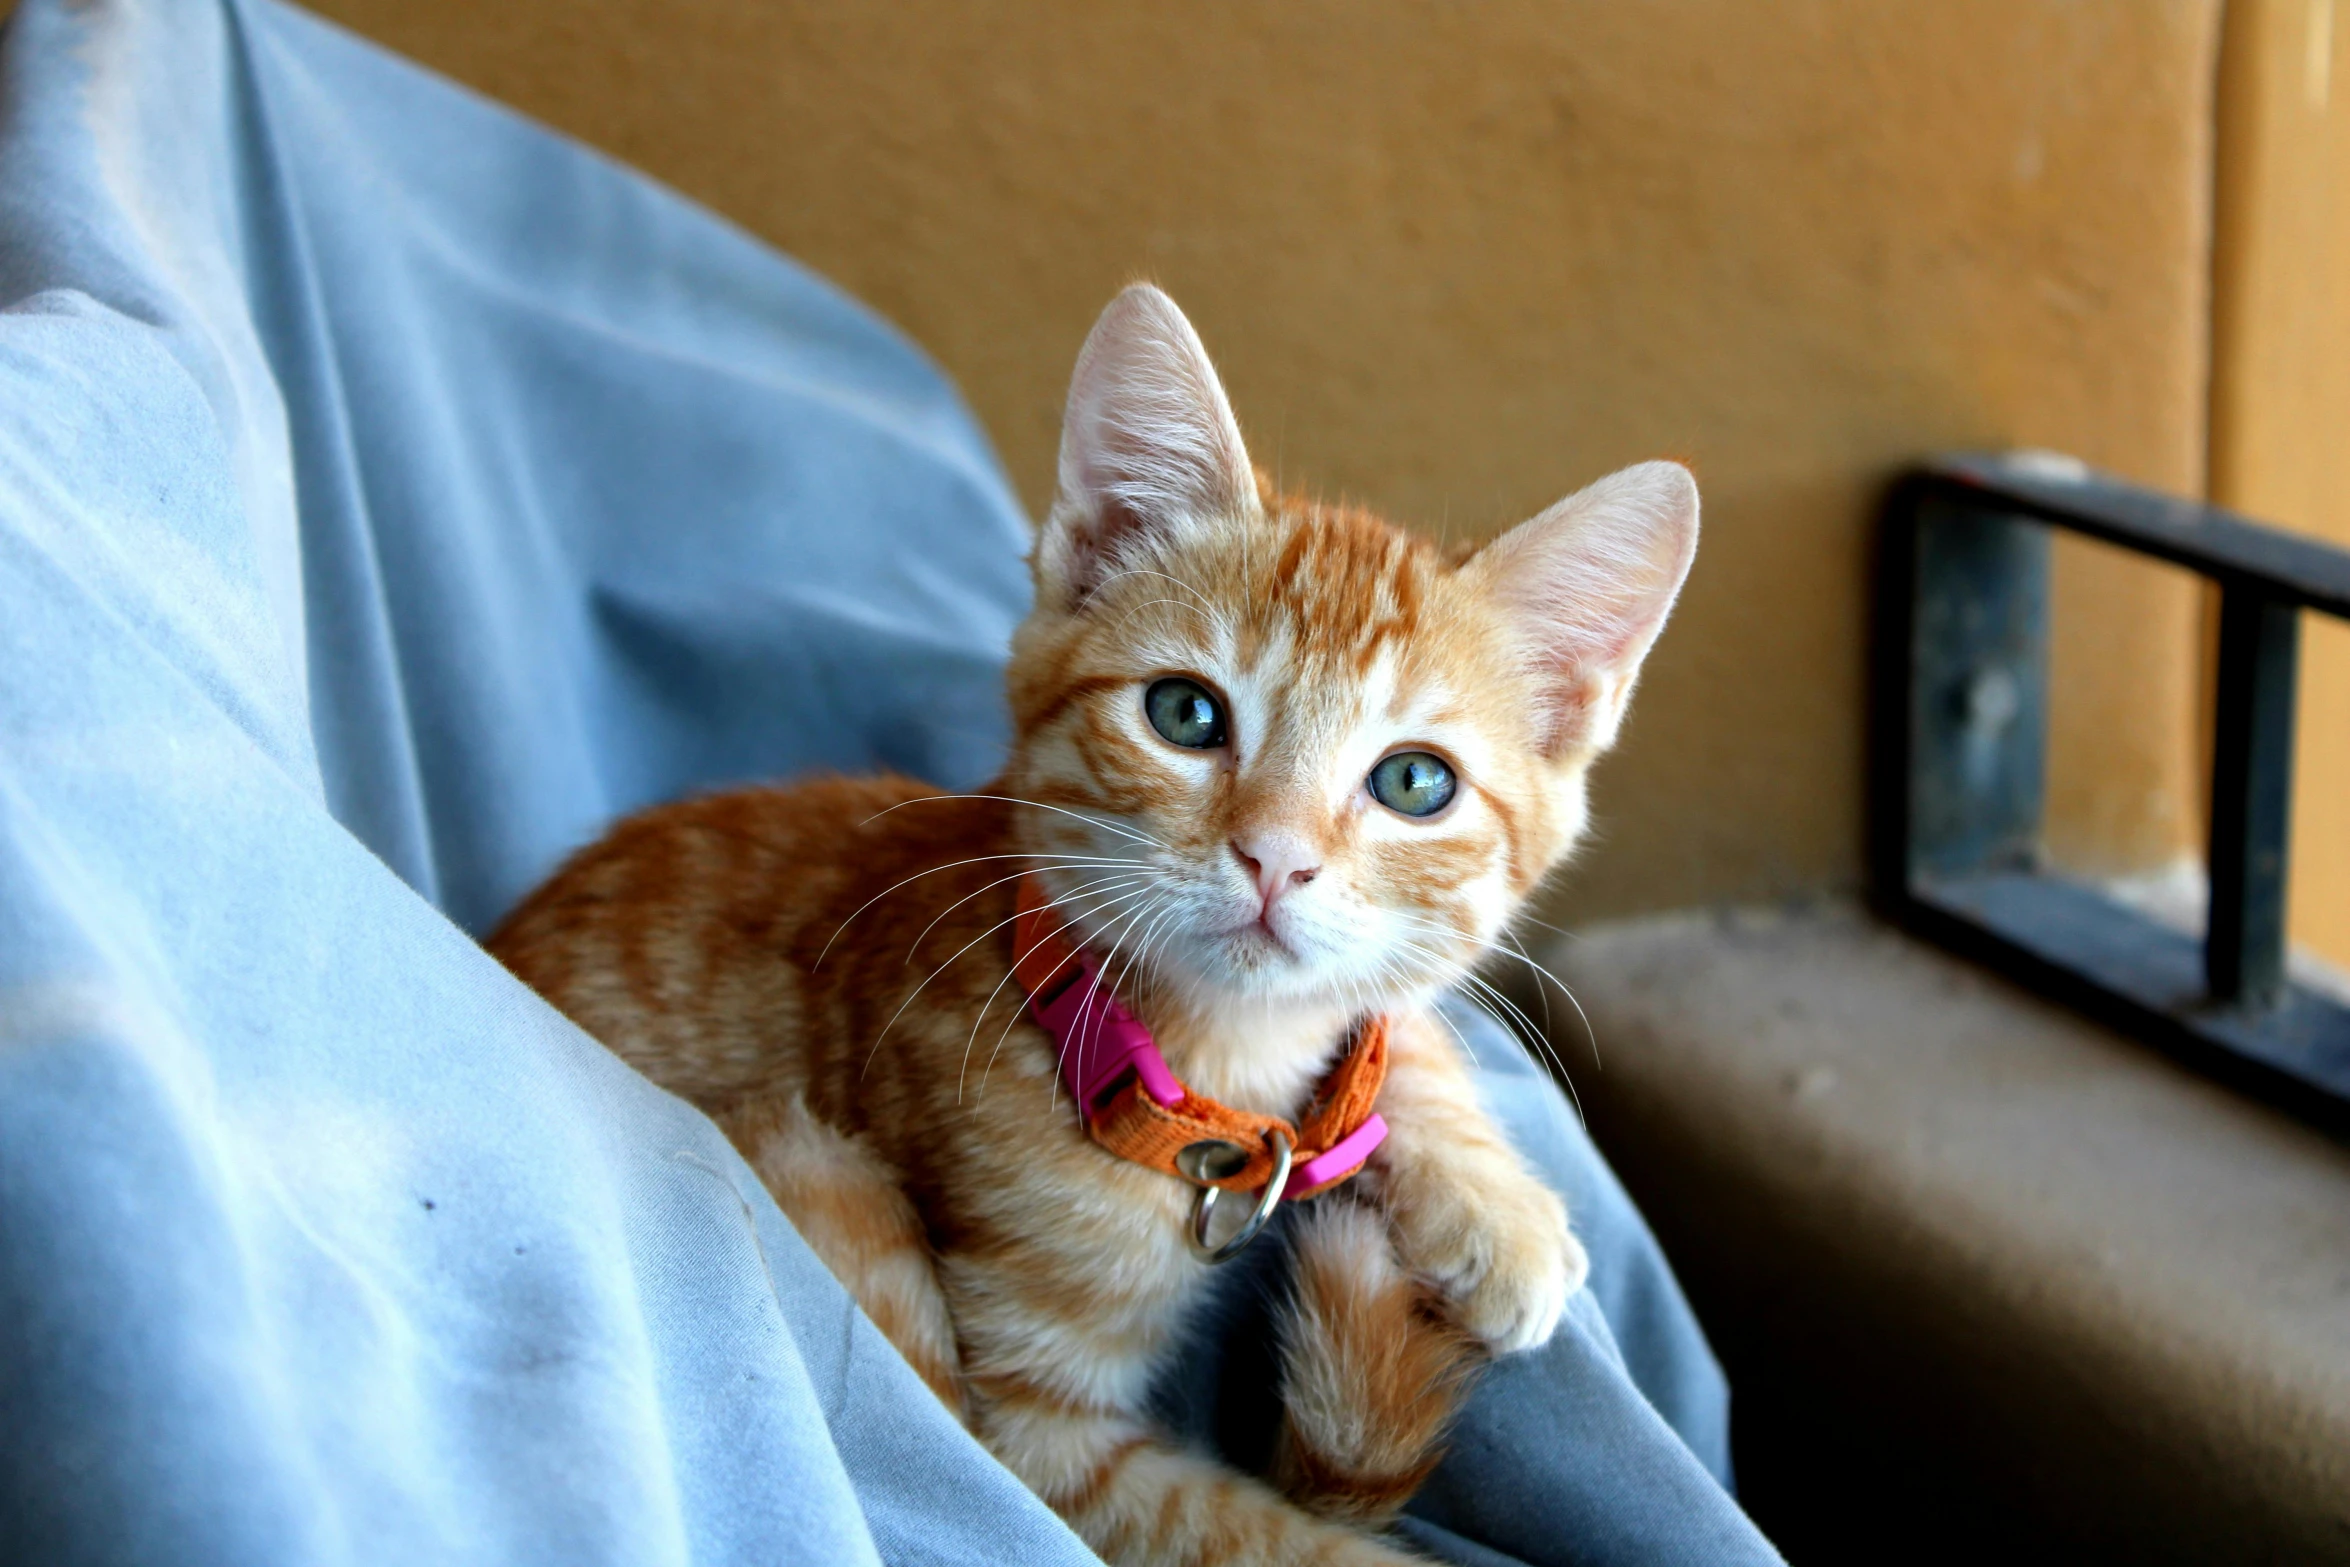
top-left (1872, 452), bottom-right (2350, 1135)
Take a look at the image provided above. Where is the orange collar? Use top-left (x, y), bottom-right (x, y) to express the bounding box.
top-left (1011, 875), bottom-right (1389, 1200)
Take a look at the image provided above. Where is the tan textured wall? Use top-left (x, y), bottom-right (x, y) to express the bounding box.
top-left (303, 0), bottom-right (2221, 922)
top-left (2213, 0), bottom-right (2350, 971)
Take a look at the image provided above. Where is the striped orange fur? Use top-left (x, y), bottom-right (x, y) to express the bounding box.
top-left (490, 285), bottom-right (1698, 1565)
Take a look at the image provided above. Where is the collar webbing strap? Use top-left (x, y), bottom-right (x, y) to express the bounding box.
top-left (1012, 875), bottom-right (1388, 1199)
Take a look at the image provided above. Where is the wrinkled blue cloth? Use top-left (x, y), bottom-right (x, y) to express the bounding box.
top-left (0, 1), bottom-right (1780, 1562)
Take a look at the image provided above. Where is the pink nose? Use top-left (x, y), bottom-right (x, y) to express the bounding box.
top-left (1231, 832), bottom-right (1321, 916)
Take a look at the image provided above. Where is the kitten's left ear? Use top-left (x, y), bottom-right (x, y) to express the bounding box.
top-left (1468, 460), bottom-right (1699, 757)
top-left (1038, 285), bottom-right (1257, 611)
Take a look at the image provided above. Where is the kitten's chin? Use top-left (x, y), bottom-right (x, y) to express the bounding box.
top-left (1223, 918), bottom-right (1299, 966)
top-left (1163, 924), bottom-right (1431, 1017)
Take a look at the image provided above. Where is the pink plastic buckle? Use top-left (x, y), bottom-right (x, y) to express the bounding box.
top-left (1031, 953), bottom-right (1185, 1116)
top-left (1283, 1112), bottom-right (1388, 1197)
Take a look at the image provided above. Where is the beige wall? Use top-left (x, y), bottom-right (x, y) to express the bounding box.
top-left (307, 0), bottom-right (2222, 924)
top-left (2213, 0), bottom-right (2350, 971)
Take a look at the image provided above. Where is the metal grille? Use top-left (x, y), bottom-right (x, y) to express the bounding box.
top-left (1872, 454), bottom-right (2350, 1131)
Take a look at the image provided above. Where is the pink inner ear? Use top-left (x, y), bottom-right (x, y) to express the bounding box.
top-left (1046, 286), bottom-right (1257, 610)
top-left (1522, 663), bottom-right (1608, 757)
top-left (1064, 496), bottom-right (1146, 604)
top-left (1475, 461), bottom-right (1699, 753)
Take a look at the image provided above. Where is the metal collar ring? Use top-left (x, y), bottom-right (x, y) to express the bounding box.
top-left (1187, 1129), bottom-right (1291, 1263)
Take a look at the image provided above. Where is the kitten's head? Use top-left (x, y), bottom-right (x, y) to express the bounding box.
top-left (1002, 286), bottom-right (1696, 1023)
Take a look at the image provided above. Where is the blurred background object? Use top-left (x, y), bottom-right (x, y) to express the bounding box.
top-left (2215, 0), bottom-right (2350, 979)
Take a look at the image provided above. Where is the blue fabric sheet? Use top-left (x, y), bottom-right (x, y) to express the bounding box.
top-left (0, 1), bottom-right (1782, 1561)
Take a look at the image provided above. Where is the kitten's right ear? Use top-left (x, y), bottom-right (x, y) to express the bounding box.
top-left (1039, 285), bottom-right (1256, 611)
top-left (1468, 460), bottom-right (1699, 759)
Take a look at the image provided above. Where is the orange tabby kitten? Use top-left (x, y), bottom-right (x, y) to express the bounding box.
top-left (490, 285), bottom-right (1697, 1566)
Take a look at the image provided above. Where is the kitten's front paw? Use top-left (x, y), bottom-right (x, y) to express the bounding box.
top-left (1403, 1178), bottom-right (1585, 1356)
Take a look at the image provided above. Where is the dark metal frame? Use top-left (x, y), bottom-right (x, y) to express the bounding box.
top-left (1873, 453), bottom-right (2350, 1132)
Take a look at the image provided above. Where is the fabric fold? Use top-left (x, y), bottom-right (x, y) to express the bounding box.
top-left (0, 2), bottom-right (1775, 1562)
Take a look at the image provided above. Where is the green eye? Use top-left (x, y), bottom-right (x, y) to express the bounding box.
top-left (1145, 677), bottom-right (1227, 749)
top-left (1368, 751), bottom-right (1456, 817)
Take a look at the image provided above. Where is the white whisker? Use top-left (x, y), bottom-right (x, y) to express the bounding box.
top-left (864, 873), bottom-right (1155, 1082)
top-left (1382, 926), bottom-right (1577, 1101)
top-left (813, 849), bottom-right (1136, 972)
top-left (907, 858), bottom-right (1151, 964)
top-left (1089, 565), bottom-right (1230, 634)
top-left (1423, 991), bottom-right (1483, 1070)
top-left (1024, 887), bottom-right (1171, 1110)
top-left (1374, 908), bottom-right (1598, 1071)
top-left (859, 792), bottom-right (1166, 850)
top-left (1111, 597), bottom-right (1223, 635)
top-left (954, 875), bottom-right (1163, 1103)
